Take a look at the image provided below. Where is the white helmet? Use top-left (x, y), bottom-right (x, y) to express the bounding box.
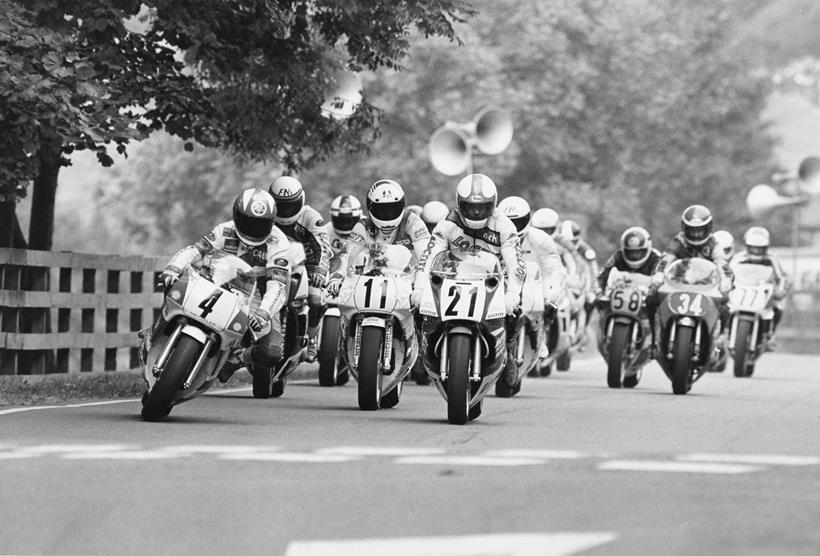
top-left (421, 201), bottom-right (449, 230)
top-left (713, 229), bottom-right (735, 259)
top-left (531, 208), bottom-right (560, 234)
top-left (367, 179), bottom-right (406, 231)
top-left (329, 195), bottom-right (362, 236)
top-left (456, 173), bottom-right (497, 230)
top-left (497, 196), bottom-right (531, 238)
top-left (269, 175), bottom-right (304, 225)
top-left (743, 226), bottom-right (770, 262)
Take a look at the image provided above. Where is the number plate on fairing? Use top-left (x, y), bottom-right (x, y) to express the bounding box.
top-left (440, 278), bottom-right (486, 322)
top-left (610, 285), bottom-right (643, 316)
top-left (182, 275), bottom-right (239, 328)
top-left (667, 292), bottom-right (705, 317)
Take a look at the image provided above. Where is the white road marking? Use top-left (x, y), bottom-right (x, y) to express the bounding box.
top-left (484, 449), bottom-right (587, 459)
top-left (218, 452), bottom-right (358, 463)
top-left (16, 444), bottom-right (133, 453)
top-left (159, 445), bottom-right (276, 454)
top-left (395, 455), bottom-right (546, 467)
top-left (62, 451), bottom-right (182, 460)
top-left (0, 398), bottom-right (139, 416)
top-left (316, 446), bottom-right (447, 457)
top-left (284, 532), bottom-right (617, 556)
top-left (599, 460), bottom-right (763, 474)
top-left (0, 451), bottom-right (41, 460)
top-left (678, 453), bottom-right (820, 466)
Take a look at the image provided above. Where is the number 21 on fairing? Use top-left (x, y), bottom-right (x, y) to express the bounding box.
top-left (674, 293), bottom-right (703, 315)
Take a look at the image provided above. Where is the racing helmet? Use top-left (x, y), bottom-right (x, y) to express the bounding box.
top-left (269, 175), bottom-right (304, 226)
top-left (743, 226), bottom-right (770, 261)
top-left (531, 208), bottom-right (560, 235)
top-left (497, 196), bottom-right (531, 238)
top-left (456, 173), bottom-right (497, 230)
top-left (367, 179), bottom-right (406, 231)
top-left (421, 200), bottom-right (449, 231)
top-left (619, 226), bottom-right (652, 269)
top-left (681, 204), bottom-right (713, 246)
top-left (713, 230), bottom-right (735, 259)
top-left (329, 195), bottom-right (362, 235)
top-left (232, 188), bottom-right (276, 246)
top-left (562, 219), bottom-right (582, 246)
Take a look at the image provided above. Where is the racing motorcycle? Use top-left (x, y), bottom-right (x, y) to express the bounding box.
top-left (317, 256), bottom-right (348, 387)
top-left (597, 268), bottom-right (653, 389)
top-left (419, 248), bottom-right (506, 424)
top-left (496, 261), bottom-right (544, 397)
top-left (535, 274), bottom-right (582, 376)
top-left (336, 244), bottom-right (417, 410)
top-left (255, 242), bottom-right (310, 398)
top-left (728, 263), bottom-right (776, 378)
top-left (655, 258), bottom-right (726, 394)
top-left (140, 251), bottom-right (263, 421)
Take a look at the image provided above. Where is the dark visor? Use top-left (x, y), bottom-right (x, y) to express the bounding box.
top-left (370, 200), bottom-right (404, 222)
top-left (459, 201), bottom-right (494, 221)
top-left (332, 213), bottom-right (358, 232)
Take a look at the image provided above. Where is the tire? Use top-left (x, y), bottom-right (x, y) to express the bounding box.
top-left (357, 326), bottom-right (384, 410)
top-left (671, 324), bottom-right (694, 395)
top-left (733, 318), bottom-right (754, 378)
top-left (557, 350), bottom-right (571, 371)
top-left (271, 378), bottom-right (285, 398)
top-left (318, 315), bottom-right (341, 386)
top-left (607, 322), bottom-right (630, 389)
top-left (446, 334), bottom-right (472, 425)
top-left (141, 335), bottom-right (202, 421)
top-left (623, 373), bottom-right (639, 388)
top-left (252, 365), bottom-right (273, 399)
top-left (381, 381), bottom-right (402, 409)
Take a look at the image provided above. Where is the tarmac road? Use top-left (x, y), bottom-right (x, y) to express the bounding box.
top-left (1, 353), bottom-right (819, 555)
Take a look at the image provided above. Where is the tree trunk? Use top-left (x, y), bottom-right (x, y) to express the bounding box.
top-left (28, 141), bottom-right (62, 251)
top-left (0, 200), bottom-right (28, 248)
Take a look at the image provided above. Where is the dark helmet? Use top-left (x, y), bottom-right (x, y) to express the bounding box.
top-left (681, 204), bottom-right (713, 246)
top-left (232, 188), bottom-right (276, 246)
top-left (620, 226), bottom-right (652, 269)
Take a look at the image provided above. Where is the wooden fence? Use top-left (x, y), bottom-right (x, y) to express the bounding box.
top-left (0, 248), bottom-right (165, 375)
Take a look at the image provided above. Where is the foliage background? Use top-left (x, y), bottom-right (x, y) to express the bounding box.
top-left (26, 0), bottom-right (820, 256)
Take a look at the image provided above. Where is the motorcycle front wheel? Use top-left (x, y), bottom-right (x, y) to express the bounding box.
top-left (671, 324), bottom-right (694, 395)
top-left (733, 318), bottom-right (755, 378)
top-left (141, 335), bottom-right (201, 421)
top-left (358, 326), bottom-right (384, 410)
top-left (607, 322), bottom-right (630, 388)
top-left (318, 315), bottom-right (341, 386)
top-left (446, 333), bottom-right (472, 425)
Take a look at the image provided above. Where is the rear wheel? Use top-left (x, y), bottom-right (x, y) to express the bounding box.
top-left (357, 326), bottom-right (384, 410)
top-left (607, 322), bottom-right (630, 389)
top-left (318, 315), bottom-right (341, 386)
top-left (671, 324), bottom-right (694, 395)
top-left (733, 318), bottom-right (755, 378)
top-left (446, 334), bottom-right (472, 425)
top-left (141, 335), bottom-right (202, 421)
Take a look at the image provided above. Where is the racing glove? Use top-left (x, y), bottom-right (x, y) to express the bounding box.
top-left (249, 308), bottom-right (271, 332)
top-left (159, 268), bottom-right (180, 290)
top-left (326, 273), bottom-right (344, 296)
top-left (309, 272), bottom-right (326, 289)
top-left (505, 290), bottom-right (521, 316)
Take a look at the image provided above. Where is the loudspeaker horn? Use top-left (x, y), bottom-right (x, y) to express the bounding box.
top-left (428, 106), bottom-right (514, 175)
top-left (746, 184), bottom-right (807, 218)
top-left (473, 106), bottom-right (513, 155)
top-left (321, 70), bottom-right (362, 120)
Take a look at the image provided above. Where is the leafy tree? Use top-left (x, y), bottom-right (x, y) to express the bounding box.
top-left (0, 0), bottom-right (473, 249)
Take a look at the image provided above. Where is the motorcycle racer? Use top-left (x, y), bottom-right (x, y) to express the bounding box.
top-left (268, 176), bottom-right (332, 363)
top-left (324, 194), bottom-right (362, 257)
top-left (562, 218), bottom-right (600, 328)
top-left (414, 173), bottom-right (527, 357)
top-left (326, 179), bottom-right (431, 294)
top-left (730, 226), bottom-right (790, 339)
top-left (157, 188), bottom-right (291, 381)
top-left (499, 196), bottom-right (567, 360)
top-left (598, 227), bottom-right (661, 289)
top-left (532, 207), bottom-right (578, 276)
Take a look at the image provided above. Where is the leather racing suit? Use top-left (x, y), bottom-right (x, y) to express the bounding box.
top-left (162, 221), bottom-right (291, 368)
top-left (729, 250), bottom-right (790, 334)
top-left (276, 205), bottom-right (331, 336)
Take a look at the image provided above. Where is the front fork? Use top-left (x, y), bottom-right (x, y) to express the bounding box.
top-left (438, 332), bottom-right (483, 382)
top-left (351, 318), bottom-right (394, 372)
